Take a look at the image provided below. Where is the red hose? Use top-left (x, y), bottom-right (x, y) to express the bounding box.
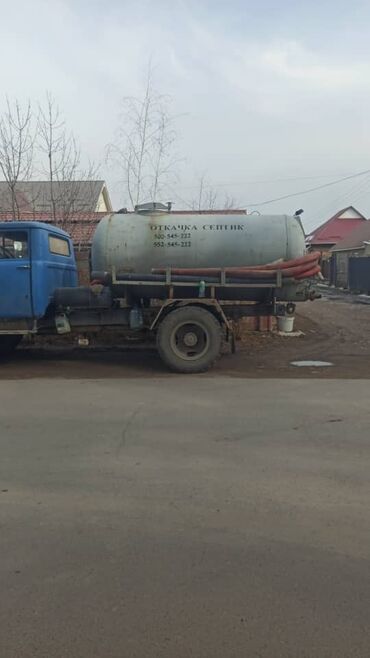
top-left (294, 264), bottom-right (321, 279)
top-left (152, 251), bottom-right (321, 281)
top-left (226, 251), bottom-right (321, 272)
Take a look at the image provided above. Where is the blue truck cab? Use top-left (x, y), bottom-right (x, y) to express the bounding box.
top-left (0, 222), bottom-right (77, 326)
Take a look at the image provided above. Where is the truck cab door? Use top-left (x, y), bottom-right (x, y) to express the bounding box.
top-left (0, 229), bottom-right (33, 319)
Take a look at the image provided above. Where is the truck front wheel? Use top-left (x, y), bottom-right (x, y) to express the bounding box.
top-left (156, 306), bottom-right (222, 373)
top-left (0, 335), bottom-right (22, 357)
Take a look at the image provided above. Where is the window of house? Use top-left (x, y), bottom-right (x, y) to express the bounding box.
top-left (49, 235), bottom-right (71, 257)
top-left (0, 231), bottom-right (28, 259)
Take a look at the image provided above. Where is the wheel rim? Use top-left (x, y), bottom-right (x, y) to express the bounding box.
top-left (170, 321), bottom-right (210, 361)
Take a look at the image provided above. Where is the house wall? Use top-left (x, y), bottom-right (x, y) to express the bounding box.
top-left (309, 245), bottom-right (333, 257)
top-left (95, 190), bottom-right (109, 212)
top-left (332, 247), bottom-right (370, 288)
top-left (338, 209), bottom-right (364, 219)
top-left (334, 252), bottom-right (351, 288)
top-left (321, 258), bottom-right (332, 280)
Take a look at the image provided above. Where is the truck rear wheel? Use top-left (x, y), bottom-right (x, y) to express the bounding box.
top-left (156, 306), bottom-right (222, 373)
top-left (0, 335), bottom-right (22, 357)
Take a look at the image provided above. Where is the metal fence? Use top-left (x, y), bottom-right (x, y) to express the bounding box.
top-left (348, 257), bottom-right (370, 293)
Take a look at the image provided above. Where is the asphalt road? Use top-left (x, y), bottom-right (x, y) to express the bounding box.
top-left (1, 377), bottom-right (370, 658)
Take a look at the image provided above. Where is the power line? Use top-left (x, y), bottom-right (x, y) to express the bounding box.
top-left (349, 176), bottom-right (370, 206)
top-left (244, 169), bottom-right (370, 207)
top-left (306, 173), bottom-right (370, 230)
top-left (175, 172), bottom-right (352, 191)
top-left (166, 185), bottom-right (194, 209)
top-left (313, 173), bottom-right (370, 219)
top-left (330, 174), bottom-right (370, 209)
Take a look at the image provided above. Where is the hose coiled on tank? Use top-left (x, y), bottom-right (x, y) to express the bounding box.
top-left (152, 251), bottom-right (321, 281)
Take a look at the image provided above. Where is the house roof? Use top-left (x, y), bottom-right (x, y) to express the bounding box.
top-left (0, 208), bottom-right (246, 245)
top-left (0, 211), bottom-right (106, 247)
top-left (331, 219), bottom-right (370, 252)
top-left (0, 181), bottom-right (112, 213)
top-left (306, 206), bottom-right (367, 246)
top-left (0, 220), bottom-right (71, 237)
top-left (172, 209), bottom-right (247, 215)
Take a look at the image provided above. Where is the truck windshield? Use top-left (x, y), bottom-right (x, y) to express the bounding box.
top-left (0, 231), bottom-right (28, 259)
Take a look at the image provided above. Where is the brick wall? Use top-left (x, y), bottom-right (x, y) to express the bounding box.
top-left (236, 316), bottom-right (277, 338)
top-left (75, 251), bottom-right (90, 285)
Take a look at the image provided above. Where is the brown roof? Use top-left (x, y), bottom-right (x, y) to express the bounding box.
top-left (172, 209), bottom-right (247, 215)
top-left (331, 220), bottom-right (370, 252)
top-left (0, 211), bottom-right (105, 248)
top-left (0, 181), bottom-right (112, 213)
top-left (0, 207), bottom-right (248, 248)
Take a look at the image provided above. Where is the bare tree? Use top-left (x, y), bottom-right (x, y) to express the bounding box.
top-left (0, 98), bottom-right (34, 218)
top-left (193, 172), bottom-right (206, 211)
top-left (37, 92), bottom-right (64, 220)
top-left (148, 98), bottom-right (178, 201)
top-left (191, 173), bottom-right (217, 210)
top-left (107, 65), bottom-right (179, 208)
top-left (191, 174), bottom-right (237, 211)
top-left (204, 186), bottom-right (218, 211)
top-left (223, 193), bottom-right (237, 210)
top-left (37, 93), bottom-right (99, 227)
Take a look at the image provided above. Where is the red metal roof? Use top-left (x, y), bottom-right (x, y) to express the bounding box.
top-left (331, 220), bottom-right (370, 251)
top-left (307, 206), bottom-right (366, 246)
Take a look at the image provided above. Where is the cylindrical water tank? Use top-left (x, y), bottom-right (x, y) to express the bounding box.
top-left (91, 211), bottom-right (306, 274)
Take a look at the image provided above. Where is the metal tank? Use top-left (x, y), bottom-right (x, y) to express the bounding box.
top-left (91, 210), bottom-right (306, 274)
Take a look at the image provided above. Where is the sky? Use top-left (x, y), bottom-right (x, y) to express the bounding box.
top-left (1, 0), bottom-right (370, 231)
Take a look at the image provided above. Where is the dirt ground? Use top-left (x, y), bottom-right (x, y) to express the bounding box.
top-left (1, 287), bottom-right (370, 379)
top-left (229, 287), bottom-right (370, 379)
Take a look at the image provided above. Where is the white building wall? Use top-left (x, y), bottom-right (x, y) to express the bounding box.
top-left (338, 208), bottom-right (364, 219)
top-left (96, 191), bottom-right (108, 212)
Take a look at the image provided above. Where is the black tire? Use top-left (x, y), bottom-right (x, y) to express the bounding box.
top-left (156, 306), bottom-right (222, 373)
top-left (0, 335), bottom-right (22, 357)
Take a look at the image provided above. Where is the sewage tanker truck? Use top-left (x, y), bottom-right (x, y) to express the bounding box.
top-left (0, 204), bottom-right (319, 372)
